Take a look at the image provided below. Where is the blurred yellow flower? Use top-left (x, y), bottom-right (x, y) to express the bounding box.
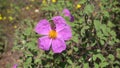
top-left (26, 6), bottom-right (30, 10)
top-left (42, 0), bottom-right (47, 4)
top-left (99, 3), bottom-right (101, 7)
top-left (3, 17), bottom-right (6, 20)
top-left (0, 16), bottom-right (2, 20)
top-left (52, 0), bottom-right (56, 3)
top-left (30, 5), bottom-right (33, 7)
top-left (76, 4), bottom-right (81, 9)
top-left (9, 16), bottom-right (13, 21)
top-left (31, 0), bottom-right (34, 2)
top-left (14, 25), bottom-right (17, 29)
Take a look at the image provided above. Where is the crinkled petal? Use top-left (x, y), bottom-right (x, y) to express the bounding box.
top-left (34, 19), bottom-right (51, 35)
top-left (52, 38), bottom-right (66, 53)
top-left (57, 24), bottom-right (72, 40)
top-left (38, 36), bottom-right (52, 51)
top-left (52, 16), bottom-right (67, 31)
top-left (62, 8), bottom-right (71, 17)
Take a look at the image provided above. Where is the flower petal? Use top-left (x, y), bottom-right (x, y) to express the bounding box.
top-left (62, 8), bottom-right (74, 22)
top-left (38, 36), bottom-right (52, 51)
top-left (52, 16), bottom-right (67, 31)
top-left (70, 15), bottom-right (74, 22)
top-left (57, 24), bottom-right (72, 40)
top-left (12, 64), bottom-right (17, 68)
top-left (52, 38), bottom-right (66, 53)
top-left (34, 19), bottom-right (51, 35)
top-left (62, 8), bottom-right (71, 17)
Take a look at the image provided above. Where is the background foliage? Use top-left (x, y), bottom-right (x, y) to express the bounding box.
top-left (0, 0), bottom-right (120, 68)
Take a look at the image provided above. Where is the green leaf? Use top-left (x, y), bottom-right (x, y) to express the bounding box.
top-left (81, 26), bottom-right (89, 37)
top-left (114, 60), bottom-right (120, 65)
top-left (35, 59), bottom-right (41, 64)
top-left (101, 24), bottom-right (109, 36)
top-left (108, 41), bottom-right (115, 45)
top-left (103, 11), bottom-right (109, 17)
top-left (72, 36), bottom-right (79, 43)
top-left (93, 54), bottom-right (106, 62)
top-left (73, 47), bottom-right (78, 52)
top-left (84, 4), bottom-right (94, 14)
top-left (67, 59), bottom-right (73, 64)
top-left (93, 55), bottom-right (97, 61)
top-left (94, 63), bottom-right (99, 68)
top-left (99, 62), bottom-right (109, 68)
top-left (100, 40), bottom-right (105, 45)
top-left (23, 28), bottom-right (32, 36)
top-left (23, 57), bottom-right (32, 68)
top-left (96, 31), bottom-right (103, 38)
top-left (25, 51), bottom-right (33, 57)
top-left (72, 31), bottom-right (79, 43)
top-left (116, 48), bottom-right (120, 59)
top-left (107, 21), bottom-right (115, 28)
top-left (97, 49), bottom-right (101, 52)
top-left (114, 66), bottom-right (120, 68)
top-left (26, 57), bottom-right (32, 63)
top-left (83, 63), bottom-right (89, 68)
top-left (79, 0), bottom-right (87, 4)
top-left (26, 42), bottom-right (36, 50)
top-left (97, 54), bottom-right (105, 62)
top-left (107, 54), bottom-right (115, 61)
top-left (94, 20), bottom-right (101, 31)
top-left (91, 41), bottom-right (97, 46)
top-left (79, 17), bottom-right (84, 24)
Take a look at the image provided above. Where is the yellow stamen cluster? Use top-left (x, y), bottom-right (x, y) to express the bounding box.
top-left (49, 30), bottom-right (57, 39)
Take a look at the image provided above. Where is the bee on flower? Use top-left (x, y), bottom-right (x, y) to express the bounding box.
top-left (34, 16), bottom-right (72, 53)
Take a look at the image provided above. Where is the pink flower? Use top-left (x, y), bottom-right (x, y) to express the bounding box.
top-left (12, 64), bottom-right (17, 68)
top-left (62, 8), bottom-right (74, 22)
top-left (62, 8), bottom-right (71, 17)
top-left (34, 16), bottom-right (72, 53)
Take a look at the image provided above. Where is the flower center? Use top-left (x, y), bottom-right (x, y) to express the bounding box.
top-left (49, 30), bottom-right (57, 39)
